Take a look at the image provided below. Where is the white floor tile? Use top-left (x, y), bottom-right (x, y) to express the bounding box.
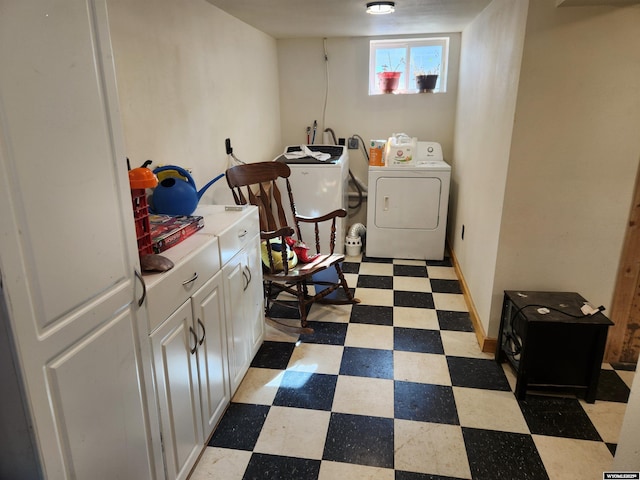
top-left (393, 306), bottom-right (440, 330)
top-left (393, 276), bottom-right (431, 293)
top-left (395, 420), bottom-right (472, 479)
top-left (332, 375), bottom-right (395, 418)
top-left (580, 399), bottom-right (628, 444)
top-left (254, 406), bottom-right (331, 460)
top-left (433, 292), bottom-right (468, 312)
top-left (533, 435), bottom-right (613, 480)
top-left (345, 323), bottom-right (394, 350)
top-left (189, 447), bottom-right (252, 480)
top-left (453, 386), bottom-right (530, 434)
top-left (287, 343), bottom-right (344, 375)
top-left (441, 330), bottom-right (492, 359)
top-left (354, 288), bottom-right (394, 307)
top-left (394, 351), bottom-right (452, 385)
top-left (231, 367), bottom-right (284, 405)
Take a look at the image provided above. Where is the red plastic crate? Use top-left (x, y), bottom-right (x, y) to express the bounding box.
top-left (131, 188), bottom-right (153, 257)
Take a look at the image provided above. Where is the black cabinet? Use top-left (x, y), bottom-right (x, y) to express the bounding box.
top-left (496, 291), bottom-right (613, 403)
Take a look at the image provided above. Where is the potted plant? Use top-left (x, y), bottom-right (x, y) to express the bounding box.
top-left (415, 64), bottom-right (440, 93)
top-left (377, 55), bottom-right (405, 94)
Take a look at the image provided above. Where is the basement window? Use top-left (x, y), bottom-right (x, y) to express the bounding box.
top-left (369, 37), bottom-right (449, 95)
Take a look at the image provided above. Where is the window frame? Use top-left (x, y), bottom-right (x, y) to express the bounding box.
top-left (369, 37), bottom-right (450, 95)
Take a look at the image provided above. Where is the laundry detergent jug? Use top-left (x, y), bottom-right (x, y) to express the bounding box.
top-left (383, 133), bottom-right (417, 165)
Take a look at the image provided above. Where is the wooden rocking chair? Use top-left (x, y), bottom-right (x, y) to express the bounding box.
top-left (225, 161), bottom-right (360, 334)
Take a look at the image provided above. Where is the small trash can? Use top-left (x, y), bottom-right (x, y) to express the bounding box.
top-left (345, 235), bottom-right (362, 257)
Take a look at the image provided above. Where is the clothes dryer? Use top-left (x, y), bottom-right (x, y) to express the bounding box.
top-left (366, 142), bottom-right (450, 260)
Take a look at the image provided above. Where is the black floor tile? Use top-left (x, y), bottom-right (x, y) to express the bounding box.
top-left (610, 362), bottom-right (636, 371)
top-left (357, 274), bottom-right (394, 289)
top-left (267, 299), bottom-right (305, 320)
top-left (463, 427), bottom-right (549, 480)
top-left (395, 472), bottom-right (467, 480)
top-left (394, 291), bottom-right (435, 308)
top-left (447, 357), bottom-right (511, 391)
top-left (208, 403), bottom-right (270, 450)
top-left (339, 346), bottom-right (394, 379)
top-left (350, 304), bottom-right (394, 326)
top-left (394, 327), bottom-right (444, 354)
top-left (251, 341), bottom-right (296, 369)
top-left (331, 286), bottom-right (357, 302)
top-left (242, 453), bottom-right (320, 480)
top-left (426, 257), bottom-right (453, 267)
top-left (299, 321), bottom-right (348, 346)
top-left (341, 261), bottom-right (361, 274)
top-left (437, 311), bottom-right (474, 332)
top-left (273, 371), bottom-right (337, 411)
top-left (394, 264), bottom-right (428, 277)
top-left (606, 443), bottom-right (617, 456)
top-left (394, 381), bottom-right (459, 424)
top-left (362, 255), bottom-right (393, 263)
top-left (518, 395), bottom-right (602, 441)
top-left (430, 279), bottom-right (462, 294)
top-left (597, 369), bottom-right (631, 403)
top-left (323, 412), bottom-right (394, 468)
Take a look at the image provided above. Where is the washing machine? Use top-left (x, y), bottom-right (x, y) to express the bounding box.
top-left (366, 142), bottom-right (451, 260)
top-left (274, 145), bottom-right (348, 254)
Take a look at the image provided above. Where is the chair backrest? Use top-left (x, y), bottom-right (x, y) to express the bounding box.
top-left (225, 161), bottom-right (298, 238)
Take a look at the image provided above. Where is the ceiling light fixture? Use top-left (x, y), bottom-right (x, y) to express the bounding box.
top-left (366, 1), bottom-right (395, 15)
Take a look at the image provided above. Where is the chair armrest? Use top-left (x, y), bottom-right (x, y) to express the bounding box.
top-left (261, 226), bottom-right (295, 241)
top-left (296, 208), bottom-right (347, 224)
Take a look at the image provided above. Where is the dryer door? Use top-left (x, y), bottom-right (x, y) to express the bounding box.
top-left (374, 177), bottom-right (442, 230)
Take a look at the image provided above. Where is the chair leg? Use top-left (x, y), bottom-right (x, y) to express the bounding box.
top-left (334, 263), bottom-right (358, 303)
top-left (296, 282), bottom-right (309, 327)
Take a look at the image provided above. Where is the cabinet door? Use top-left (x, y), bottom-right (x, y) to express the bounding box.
top-left (191, 271), bottom-right (230, 437)
top-left (0, 1), bottom-right (160, 478)
top-left (151, 301), bottom-right (203, 480)
top-left (245, 236), bottom-right (265, 356)
top-left (223, 251), bottom-right (252, 394)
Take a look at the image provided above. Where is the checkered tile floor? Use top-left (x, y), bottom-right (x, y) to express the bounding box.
top-left (190, 254), bottom-right (634, 480)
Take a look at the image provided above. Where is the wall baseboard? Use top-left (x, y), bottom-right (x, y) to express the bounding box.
top-left (447, 244), bottom-right (497, 354)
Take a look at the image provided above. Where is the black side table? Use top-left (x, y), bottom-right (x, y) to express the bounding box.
top-left (495, 290), bottom-right (613, 403)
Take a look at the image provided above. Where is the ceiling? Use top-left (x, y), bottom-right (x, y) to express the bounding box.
top-left (204, 0), bottom-right (494, 39)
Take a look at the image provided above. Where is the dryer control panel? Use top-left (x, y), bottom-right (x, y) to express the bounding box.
top-left (416, 142), bottom-right (443, 164)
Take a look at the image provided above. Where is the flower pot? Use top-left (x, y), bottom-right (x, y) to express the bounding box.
top-left (416, 74), bottom-right (438, 93)
top-left (377, 71), bottom-right (402, 94)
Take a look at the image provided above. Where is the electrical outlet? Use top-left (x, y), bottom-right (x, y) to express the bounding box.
top-left (348, 137), bottom-right (359, 149)
top-left (225, 138), bottom-right (233, 155)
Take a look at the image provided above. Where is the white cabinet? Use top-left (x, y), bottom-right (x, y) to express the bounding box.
top-left (198, 206), bottom-right (264, 395)
top-left (223, 236), bottom-right (264, 393)
top-left (151, 300), bottom-right (203, 480)
top-left (146, 205), bottom-right (263, 480)
top-left (146, 236), bottom-right (228, 480)
top-left (192, 273), bottom-right (230, 436)
top-left (0, 1), bottom-right (161, 478)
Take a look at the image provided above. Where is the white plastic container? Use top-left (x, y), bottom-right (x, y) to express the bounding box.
top-left (383, 133), bottom-right (418, 165)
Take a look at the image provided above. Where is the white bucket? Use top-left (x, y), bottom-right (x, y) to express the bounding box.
top-left (345, 235), bottom-right (362, 257)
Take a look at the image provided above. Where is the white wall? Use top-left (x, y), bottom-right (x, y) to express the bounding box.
top-left (450, 0), bottom-right (530, 336)
top-left (492, 2), bottom-right (640, 335)
top-left (277, 35), bottom-right (461, 226)
top-left (107, 0), bottom-right (282, 206)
